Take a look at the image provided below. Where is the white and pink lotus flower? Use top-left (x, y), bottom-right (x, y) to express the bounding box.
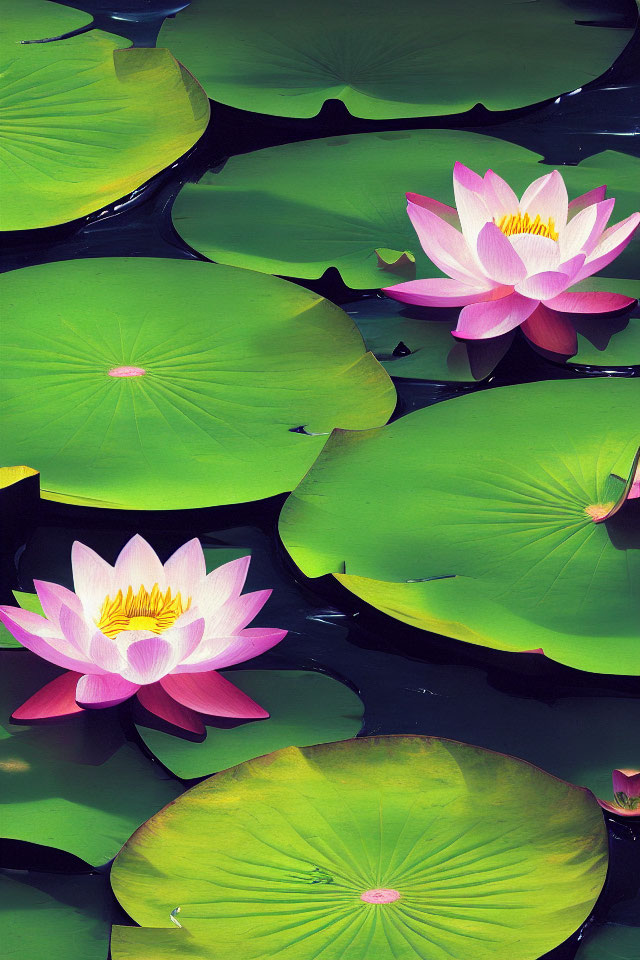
top-left (384, 163), bottom-right (640, 355)
top-left (0, 536), bottom-right (287, 735)
top-left (598, 769), bottom-right (640, 817)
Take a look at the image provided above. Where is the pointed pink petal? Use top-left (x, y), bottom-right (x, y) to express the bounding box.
top-left (560, 198), bottom-right (615, 260)
top-left (567, 185), bottom-right (606, 219)
top-left (197, 555), bottom-right (251, 614)
top-left (76, 673), bottom-right (139, 709)
top-left (476, 222), bottom-right (527, 284)
top-left (406, 192), bottom-right (460, 229)
top-left (383, 277), bottom-right (501, 308)
top-left (176, 627), bottom-right (288, 672)
top-left (482, 169), bottom-right (519, 220)
top-left (452, 161), bottom-right (493, 249)
top-left (162, 617), bottom-right (205, 663)
top-left (516, 270), bottom-right (576, 301)
top-left (161, 670), bottom-right (269, 719)
top-left (521, 305), bottom-right (578, 356)
top-left (124, 635), bottom-right (176, 685)
top-left (12, 671), bottom-right (84, 722)
top-left (0, 606), bottom-right (96, 673)
top-left (407, 200), bottom-right (486, 285)
top-left (454, 293), bottom-right (538, 340)
top-left (452, 161), bottom-right (485, 192)
top-left (509, 233), bottom-right (561, 274)
top-left (71, 541), bottom-right (113, 616)
top-left (557, 253), bottom-right (587, 285)
top-left (136, 683), bottom-right (205, 734)
top-left (520, 170), bottom-right (568, 230)
top-left (545, 290), bottom-right (636, 314)
top-left (629, 467), bottom-right (640, 500)
top-left (612, 769), bottom-right (640, 797)
top-left (575, 212), bottom-right (640, 282)
top-left (88, 631), bottom-right (127, 673)
top-left (163, 538), bottom-right (206, 597)
top-left (59, 604), bottom-right (92, 656)
top-left (33, 580), bottom-right (83, 625)
top-left (206, 589), bottom-right (272, 635)
top-left (0, 604), bottom-right (56, 638)
top-left (114, 534), bottom-right (165, 592)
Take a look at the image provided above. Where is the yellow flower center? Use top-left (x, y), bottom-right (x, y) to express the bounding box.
top-left (97, 583), bottom-right (190, 639)
top-left (495, 212), bottom-right (559, 242)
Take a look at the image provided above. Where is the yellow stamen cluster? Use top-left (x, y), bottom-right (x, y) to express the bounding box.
top-left (97, 583), bottom-right (190, 639)
top-left (495, 212), bottom-right (559, 242)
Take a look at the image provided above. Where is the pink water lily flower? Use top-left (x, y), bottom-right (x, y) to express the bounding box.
top-left (598, 769), bottom-right (640, 816)
top-left (0, 536), bottom-right (287, 735)
top-left (384, 163), bottom-right (640, 355)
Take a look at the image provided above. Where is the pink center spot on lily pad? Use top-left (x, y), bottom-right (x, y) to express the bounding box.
top-left (361, 888), bottom-right (401, 903)
top-left (108, 365), bottom-right (147, 378)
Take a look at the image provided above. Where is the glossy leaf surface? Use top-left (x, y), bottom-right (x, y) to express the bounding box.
top-left (279, 379), bottom-right (640, 674)
top-left (1, 259), bottom-right (394, 510)
top-left (172, 134), bottom-right (640, 288)
top-left (111, 737), bottom-right (608, 960)
top-left (1, 0), bottom-right (210, 230)
top-left (157, 0), bottom-right (632, 118)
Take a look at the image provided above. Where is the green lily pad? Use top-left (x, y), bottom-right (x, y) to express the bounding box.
top-left (0, 258), bottom-right (394, 510)
top-left (279, 378), bottom-right (640, 674)
top-left (1, 0), bottom-right (210, 231)
top-left (156, 0), bottom-right (632, 119)
top-left (137, 669), bottom-right (364, 779)
top-left (346, 297), bottom-right (513, 381)
top-left (172, 133), bottom-right (640, 289)
top-left (111, 736), bottom-right (608, 960)
top-left (575, 925), bottom-right (640, 959)
top-left (0, 650), bottom-right (180, 865)
top-left (0, 870), bottom-right (111, 960)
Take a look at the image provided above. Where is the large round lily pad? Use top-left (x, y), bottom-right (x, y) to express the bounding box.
top-left (172, 133), bottom-right (640, 289)
top-left (111, 736), bottom-right (607, 960)
top-left (0, 650), bottom-right (180, 865)
top-left (1, 870), bottom-right (111, 960)
top-left (157, 0), bottom-right (632, 119)
top-left (0, 0), bottom-right (210, 230)
top-left (0, 259), bottom-right (394, 510)
top-left (279, 378), bottom-right (640, 674)
top-left (138, 669), bottom-right (364, 780)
